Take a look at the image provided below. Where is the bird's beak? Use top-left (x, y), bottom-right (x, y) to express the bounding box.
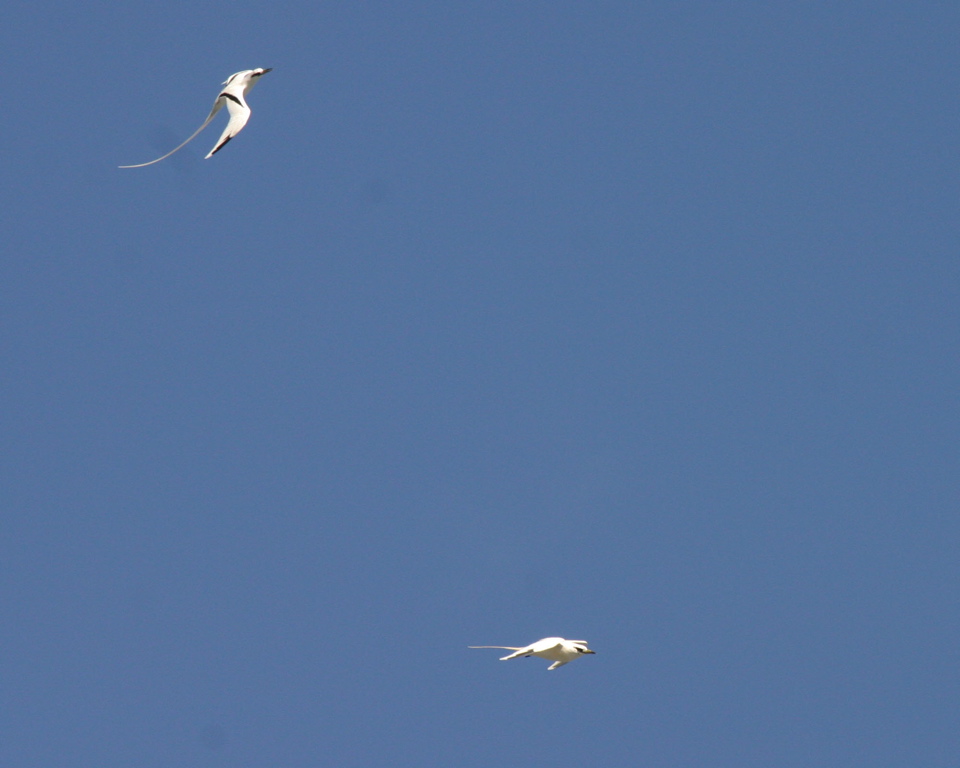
top-left (262, 68), bottom-right (273, 74)
top-left (585, 649), bottom-right (596, 654)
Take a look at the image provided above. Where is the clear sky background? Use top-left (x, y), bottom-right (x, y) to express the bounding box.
top-left (2, 2), bottom-right (959, 766)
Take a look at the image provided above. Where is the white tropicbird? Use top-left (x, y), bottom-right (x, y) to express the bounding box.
top-left (469, 637), bottom-right (596, 670)
top-left (120, 68), bottom-right (272, 168)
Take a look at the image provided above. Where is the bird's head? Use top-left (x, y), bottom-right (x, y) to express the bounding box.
top-left (571, 641), bottom-right (596, 655)
top-left (222, 68), bottom-right (273, 87)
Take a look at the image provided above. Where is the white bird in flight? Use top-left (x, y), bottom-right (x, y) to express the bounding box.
top-left (119, 68), bottom-right (272, 168)
top-left (469, 637), bottom-right (596, 670)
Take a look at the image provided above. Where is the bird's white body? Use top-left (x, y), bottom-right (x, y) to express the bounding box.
top-left (120, 68), bottom-right (272, 168)
top-left (469, 637), bottom-right (596, 670)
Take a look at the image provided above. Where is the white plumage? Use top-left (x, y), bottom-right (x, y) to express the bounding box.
top-left (469, 637), bottom-right (596, 670)
top-left (120, 68), bottom-right (272, 168)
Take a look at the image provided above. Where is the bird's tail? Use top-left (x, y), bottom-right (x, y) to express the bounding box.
top-left (119, 102), bottom-right (222, 168)
top-left (469, 644), bottom-right (526, 660)
top-left (468, 646), bottom-right (523, 650)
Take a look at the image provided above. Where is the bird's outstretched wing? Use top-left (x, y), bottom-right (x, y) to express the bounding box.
top-left (119, 98), bottom-right (224, 168)
top-left (205, 91), bottom-right (251, 158)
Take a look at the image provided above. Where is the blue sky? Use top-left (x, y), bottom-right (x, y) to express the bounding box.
top-left (2, 2), bottom-right (959, 766)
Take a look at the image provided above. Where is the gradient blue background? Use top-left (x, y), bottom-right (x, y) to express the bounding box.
top-left (3, 2), bottom-right (959, 766)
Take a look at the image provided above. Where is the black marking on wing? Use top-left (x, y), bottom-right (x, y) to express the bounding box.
top-left (210, 135), bottom-right (233, 156)
top-left (219, 92), bottom-right (244, 106)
